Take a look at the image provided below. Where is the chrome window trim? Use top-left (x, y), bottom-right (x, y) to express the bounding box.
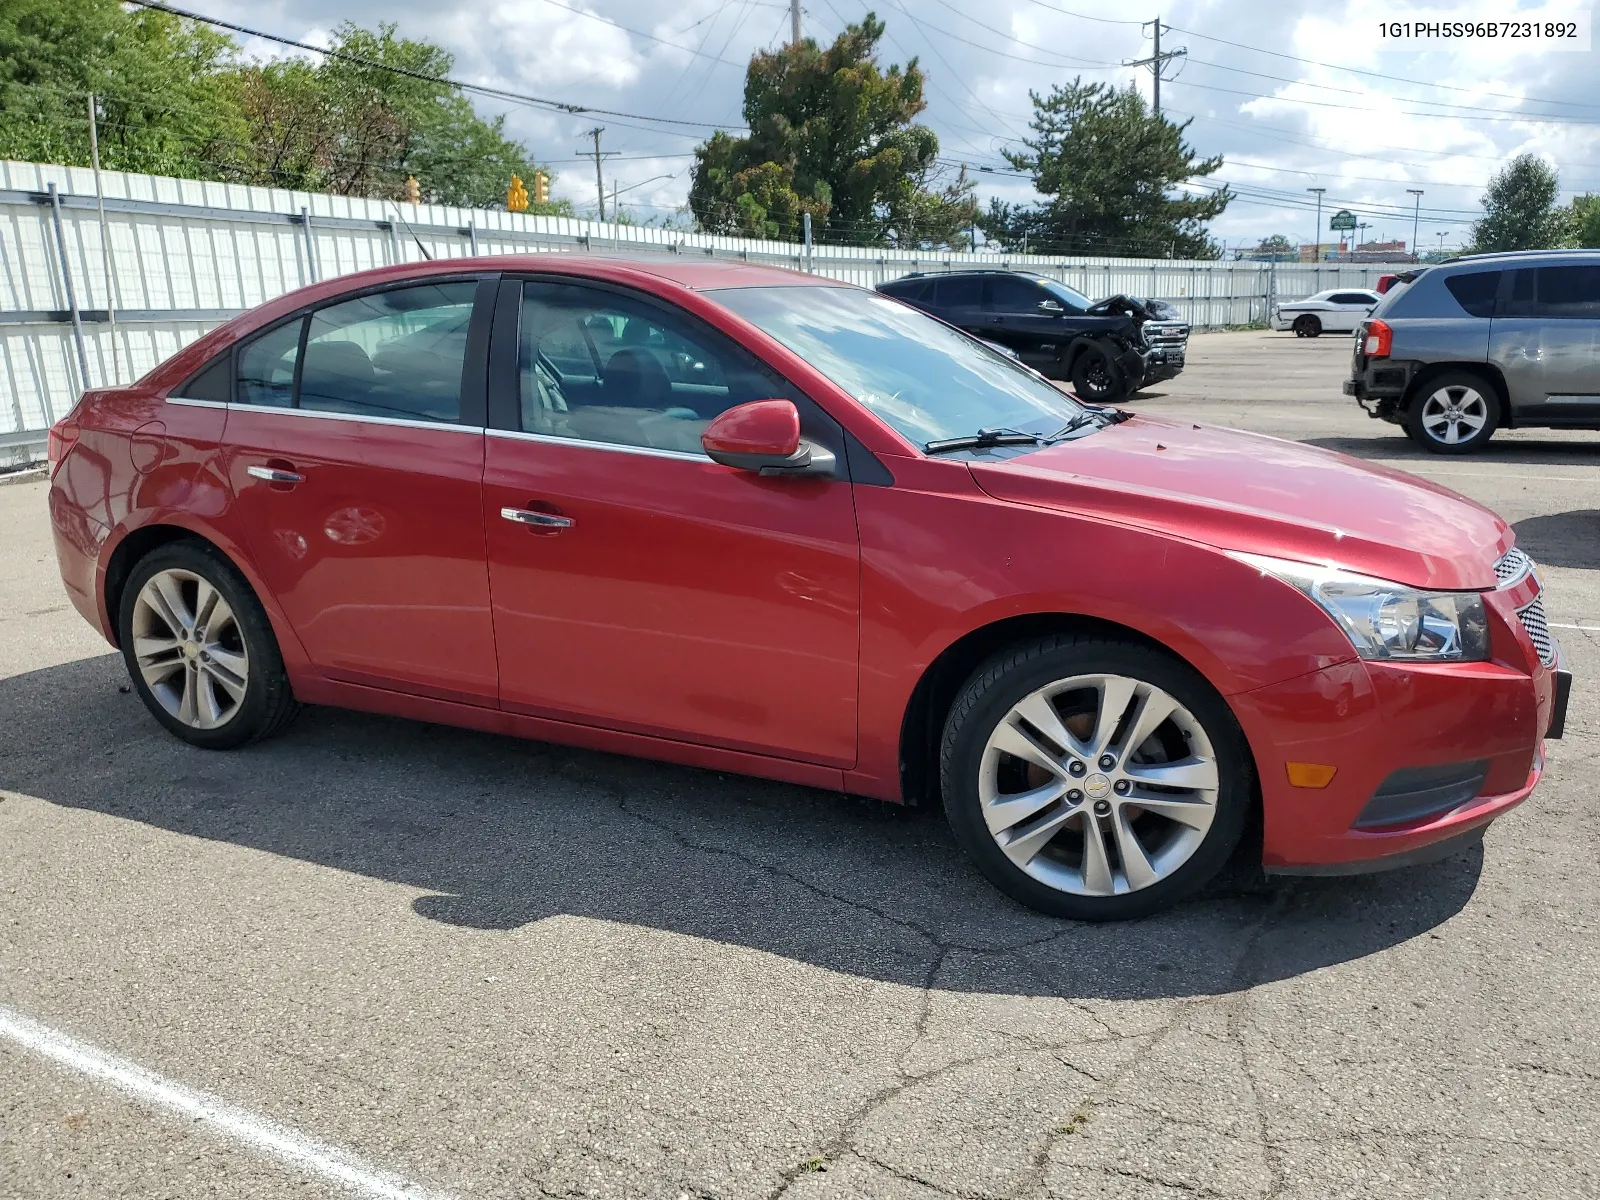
top-left (217, 402), bottom-right (484, 434)
top-left (486, 426), bottom-right (709, 463)
top-left (164, 396), bottom-right (229, 409)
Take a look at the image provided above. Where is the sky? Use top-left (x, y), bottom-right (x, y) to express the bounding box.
top-left (183, 0), bottom-right (1600, 254)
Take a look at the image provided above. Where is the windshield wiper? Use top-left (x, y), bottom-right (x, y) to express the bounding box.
top-left (924, 427), bottom-right (1044, 454)
top-left (1045, 406), bottom-right (1130, 441)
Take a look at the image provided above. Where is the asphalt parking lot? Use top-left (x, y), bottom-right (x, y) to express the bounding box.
top-left (2, 329), bottom-right (1598, 1200)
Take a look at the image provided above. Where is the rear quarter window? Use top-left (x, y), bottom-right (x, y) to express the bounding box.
top-left (1442, 271), bottom-right (1501, 318)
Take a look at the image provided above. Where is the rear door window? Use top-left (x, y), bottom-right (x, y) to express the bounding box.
top-left (934, 276), bottom-right (983, 308)
top-left (1443, 271), bottom-right (1502, 318)
top-left (236, 319), bottom-right (304, 407)
top-left (299, 282), bottom-right (478, 423)
top-left (1501, 265), bottom-right (1600, 318)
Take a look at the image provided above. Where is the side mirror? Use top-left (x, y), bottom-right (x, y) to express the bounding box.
top-left (1038, 299), bottom-right (1065, 314)
top-left (701, 399), bottom-right (836, 478)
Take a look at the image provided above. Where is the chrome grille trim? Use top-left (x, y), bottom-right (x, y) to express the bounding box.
top-left (1494, 547), bottom-right (1534, 587)
top-left (1517, 596), bottom-right (1558, 668)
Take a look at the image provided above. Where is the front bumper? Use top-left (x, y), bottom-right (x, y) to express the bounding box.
top-left (1231, 604), bottom-right (1564, 874)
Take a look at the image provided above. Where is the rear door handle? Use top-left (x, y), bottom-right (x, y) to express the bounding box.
top-left (246, 465), bottom-right (304, 484)
top-left (501, 507), bottom-right (574, 530)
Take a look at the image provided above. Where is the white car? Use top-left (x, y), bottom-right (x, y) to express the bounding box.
top-left (1269, 289), bottom-right (1382, 337)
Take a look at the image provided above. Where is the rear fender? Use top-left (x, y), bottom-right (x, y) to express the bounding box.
top-left (98, 507), bottom-right (313, 678)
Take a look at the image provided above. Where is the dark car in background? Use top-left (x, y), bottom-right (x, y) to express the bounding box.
top-left (1347, 250), bottom-right (1600, 453)
top-left (877, 269), bottom-right (1189, 404)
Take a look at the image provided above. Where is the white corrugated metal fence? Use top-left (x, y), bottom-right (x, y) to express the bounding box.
top-left (0, 159), bottom-right (1408, 463)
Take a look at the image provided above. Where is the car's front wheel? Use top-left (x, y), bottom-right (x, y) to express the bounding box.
top-left (940, 635), bottom-right (1252, 920)
top-left (1069, 347), bottom-right (1127, 404)
top-left (1405, 374), bottom-right (1499, 454)
top-left (118, 540), bottom-right (299, 749)
top-left (1293, 315), bottom-right (1321, 338)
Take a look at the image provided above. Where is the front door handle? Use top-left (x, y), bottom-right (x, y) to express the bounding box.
top-left (246, 465), bottom-right (304, 485)
top-left (501, 507), bottom-right (574, 530)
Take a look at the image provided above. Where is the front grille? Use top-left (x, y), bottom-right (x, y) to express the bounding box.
top-left (1518, 596), bottom-right (1558, 667)
top-left (1495, 547), bottom-right (1534, 586)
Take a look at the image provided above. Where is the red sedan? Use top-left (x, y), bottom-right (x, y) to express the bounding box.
top-left (47, 257), bottom-right (1568, 919)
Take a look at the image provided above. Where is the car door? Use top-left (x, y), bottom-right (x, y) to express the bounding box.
top-left (982, 275), bottom-right (1060, 367)
top-left (1491, 264), bottom-right (1600, 423)
top-left (220, 276), bottom-right (501, 704)
top-left (480, 278), bottom-right (862, 766)
top-left (1326, 292), bottom-right (1374, 332)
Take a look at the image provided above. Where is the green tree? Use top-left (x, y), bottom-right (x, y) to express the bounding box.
top-left (0, 0), bottom-right (246, 178)
top-left (1569, 193), bottom-right (1600, 248)
top-left (1470, 154), bottom-right (1569, 252)
top-left (0, 2), bottom-right (566, 210)
top-left (689, 14), bottom-right (972, 246)
top-left (980, 79), bottom-right (1229, 258)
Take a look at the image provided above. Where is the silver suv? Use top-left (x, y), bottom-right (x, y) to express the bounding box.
top-left (1346, 249), bottom-right (1600, 453)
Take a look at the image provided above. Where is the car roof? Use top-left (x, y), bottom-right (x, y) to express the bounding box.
top-left (888, 268), bottom-right (1049, 281)
top-left (1439, 248), bottom-right (1600, 269)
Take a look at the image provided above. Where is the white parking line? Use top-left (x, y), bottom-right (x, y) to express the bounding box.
top-left (0, 1005), bottom-right (449, 1200)
top-left (1550, 623), bottom-right (1600, 632)
top-left (1381, 467), bottom-right (1600, 483)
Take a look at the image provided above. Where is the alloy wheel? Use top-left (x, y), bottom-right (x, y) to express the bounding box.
top-left (1419, 384), bottom-right (1489, 446)
top-left (130, 568), bottom-right (250, 730)
top-left (977, 673), bottom-right (1219, 897)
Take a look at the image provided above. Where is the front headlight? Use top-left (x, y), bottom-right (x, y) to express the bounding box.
top-left (1234, 553), bottom-right (1490, 662)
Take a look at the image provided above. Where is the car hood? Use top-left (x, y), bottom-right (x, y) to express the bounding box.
top-left (967, 416), bottom-right (1510, 590)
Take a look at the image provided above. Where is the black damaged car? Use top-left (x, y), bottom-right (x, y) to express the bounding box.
top-left (876, 269), bottom-right (1189, 403)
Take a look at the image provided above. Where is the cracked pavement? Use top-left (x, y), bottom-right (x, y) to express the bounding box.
top-left (2, 331), bottom-right (1598, 1198)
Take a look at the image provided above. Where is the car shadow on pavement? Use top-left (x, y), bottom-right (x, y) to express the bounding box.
top-left (1305, 434), bottom-right (1600, 467)
top-left (1, 654), bottom-right (1485, 1002)
top-left (1511, 511), bottom-right (1600, 571)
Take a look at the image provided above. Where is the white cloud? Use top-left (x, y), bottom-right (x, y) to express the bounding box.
top-left (190, 0), bottom-right (1600, 247)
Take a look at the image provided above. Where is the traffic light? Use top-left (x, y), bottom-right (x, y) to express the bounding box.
top-left (402, 175), bottom-right (420, 205)
top-left (533, 170), bottom-right (549, 206)
top-left (506, 174), bottom-right (529, 213)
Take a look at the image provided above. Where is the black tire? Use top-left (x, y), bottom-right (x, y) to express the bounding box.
top-left (117, 540), bottom-right (299, 749)
top-left (1292, 315), bottom-right (1321, 338)
top-left (1069, 346), bottom-right (1127, 404)
top-left (939, 634), bottom-right (1253, 921)
top-left (1403, 371), bottom-right (1500, 455)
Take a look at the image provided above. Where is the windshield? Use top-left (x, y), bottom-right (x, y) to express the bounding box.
top-left (709, 285), bottom-right (1081, 447)
top-left (1038, 279), bottom-right (1092, 311)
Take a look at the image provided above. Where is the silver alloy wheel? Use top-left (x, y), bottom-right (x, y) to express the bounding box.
top-left (131, 568), bottom-right (249, 730)
top-left (1419, 384), bottom-right (1489, 446)
top-left (978, 674), bottom-right (1219, 897)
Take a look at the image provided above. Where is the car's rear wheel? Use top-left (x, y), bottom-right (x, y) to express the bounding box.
top-left (1405, 373), bottom-right (1499, 454)
top-left (940, 635), bottom-right (1252, 920)
top-left (1293, 315), bottom-right (1321, 338)
top-left (118, 541), bottom-right (298, 749)
top-left (1069, 347), bottom-right (1126, 404)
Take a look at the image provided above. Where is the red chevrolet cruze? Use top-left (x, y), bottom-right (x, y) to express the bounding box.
top-left (47, 257), bottom-right (1568, 919)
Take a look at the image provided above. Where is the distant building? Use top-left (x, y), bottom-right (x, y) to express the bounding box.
top-left (1297, 242), bottom-right (1348, 262)
top-left (1357, 240), bottom-right (1407, 253)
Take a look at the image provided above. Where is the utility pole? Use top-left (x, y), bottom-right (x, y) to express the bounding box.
top-left (1407, 188), bottom-right (1424, 261)
top-left (790, 0), bottom-right (802, 46)
top-left (1124, 16), bottom-right (1185, 118)
top-left (1307, 187), bottom-right (1325, 260)
top-left (87, 93), bottom-right (119, 384)
top-left (580, 127), bottom-right (614, 222)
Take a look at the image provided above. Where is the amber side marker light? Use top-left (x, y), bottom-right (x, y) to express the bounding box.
top-left (1286, 762), bottom-right (1338, 789)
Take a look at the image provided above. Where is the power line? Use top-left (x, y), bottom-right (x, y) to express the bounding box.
top-left (530, 0), bottom-right (746, 68)
top-left (122, 0), bottom-right (749, 134)
top-left (1163, 20), bottom-right (1600, 113)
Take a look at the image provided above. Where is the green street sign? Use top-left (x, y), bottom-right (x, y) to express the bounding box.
top-left (1329, 209), bottom-right (1357, 231)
